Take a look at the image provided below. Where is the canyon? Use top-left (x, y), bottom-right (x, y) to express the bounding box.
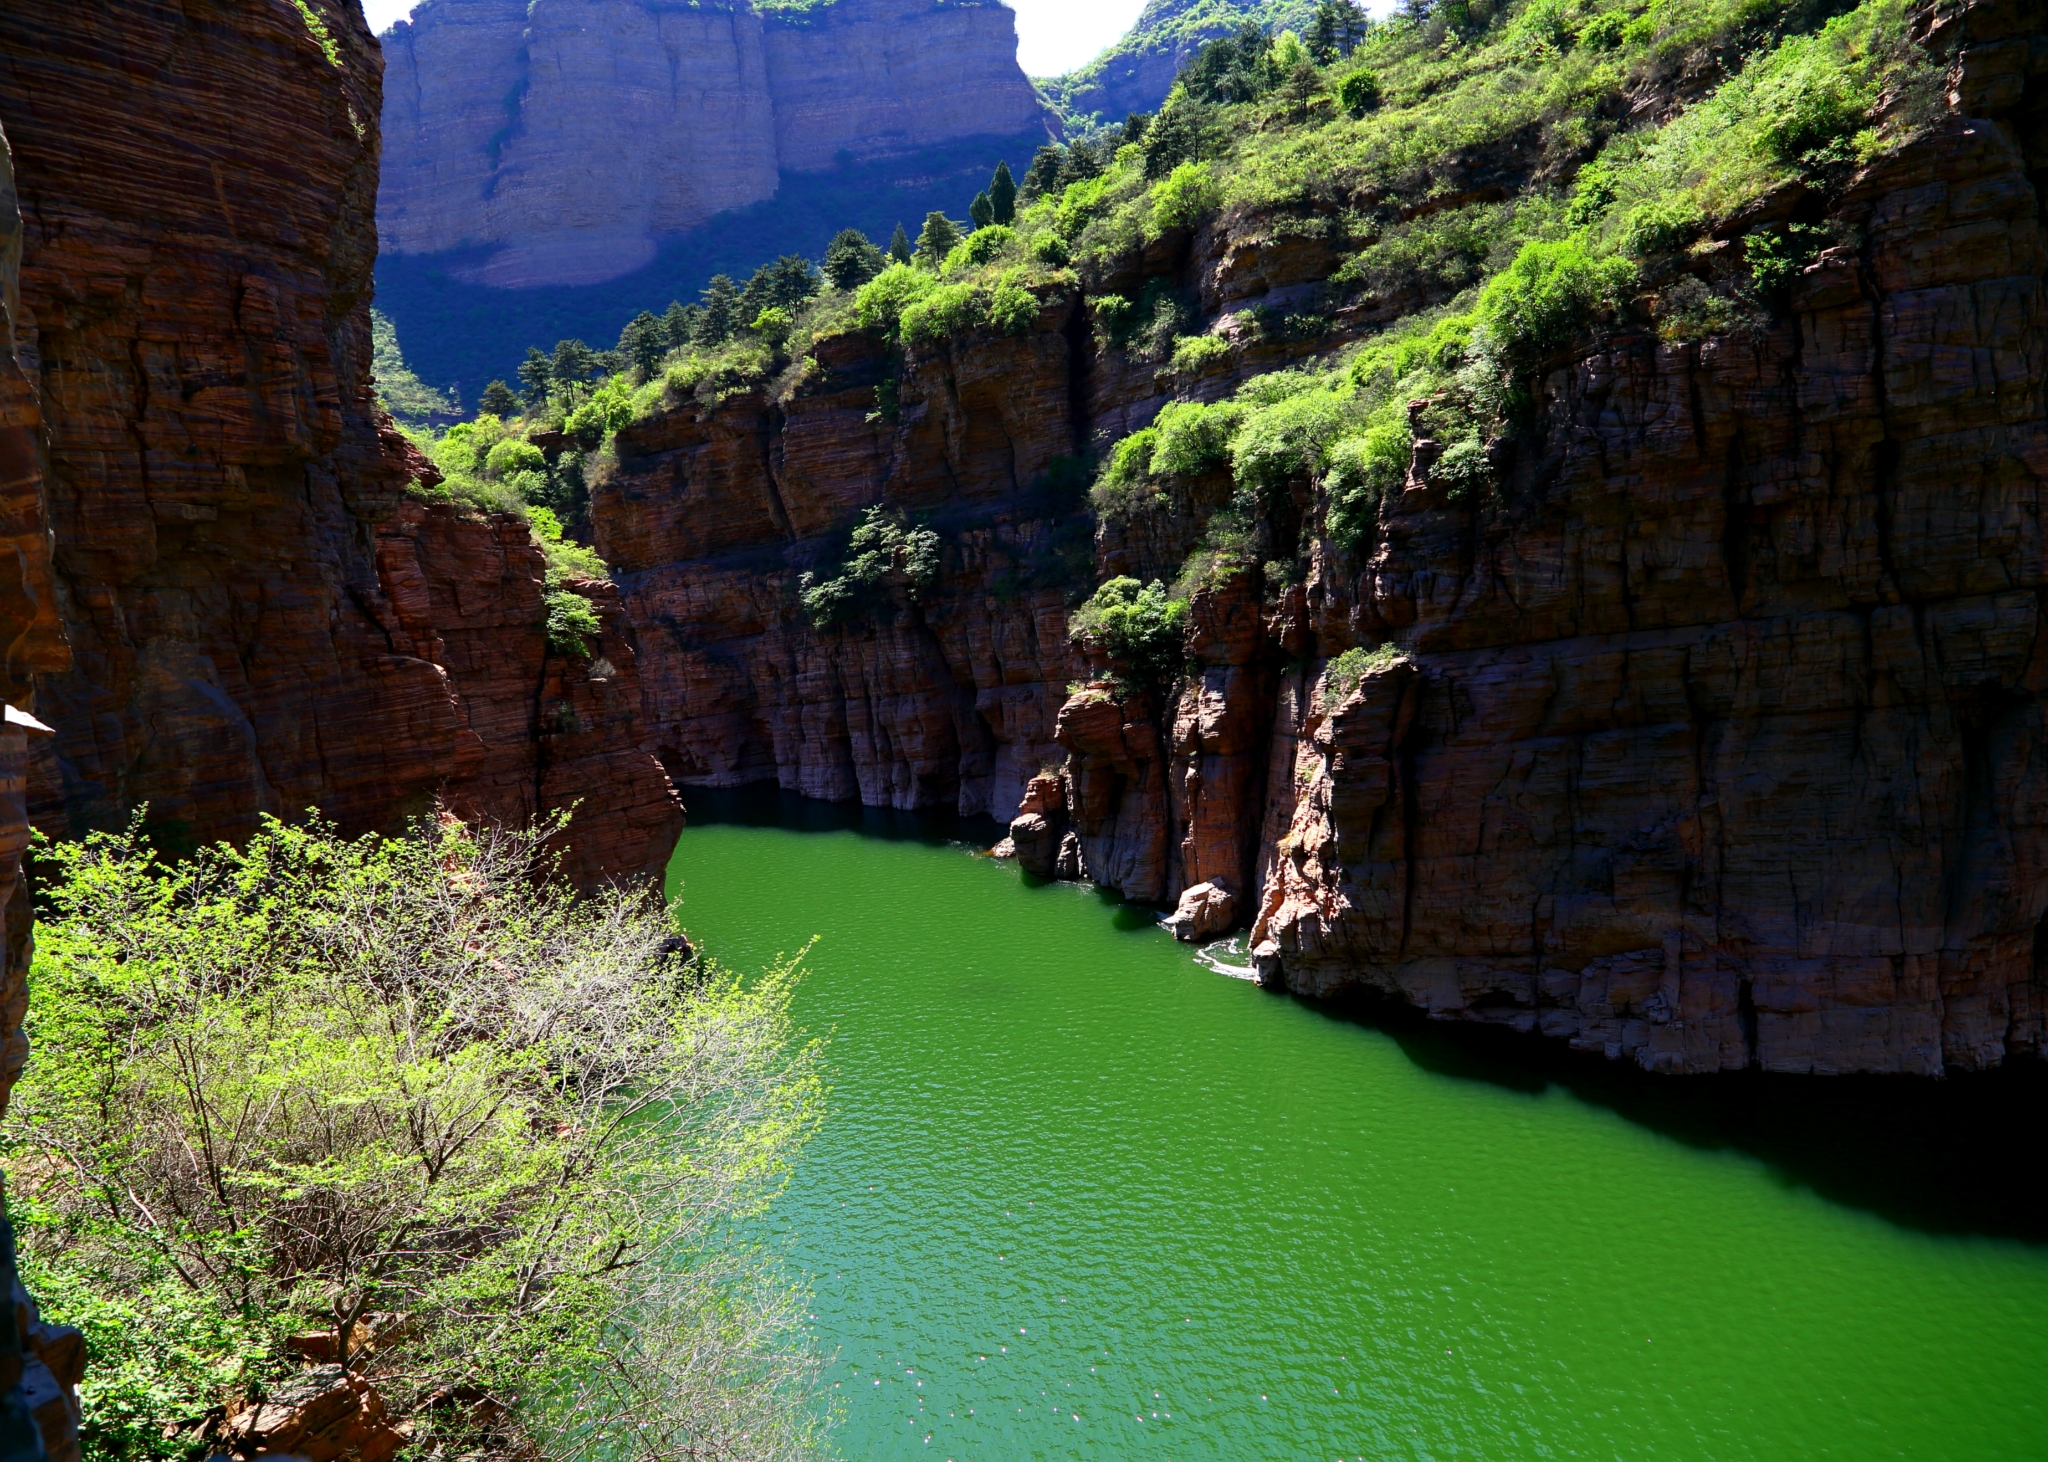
top-left (598, 0), bottom-right (2048, 1077)
top-left (378, 0), bottom-right (1048, 289)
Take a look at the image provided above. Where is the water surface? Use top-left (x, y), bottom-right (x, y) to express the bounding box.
top-left (668, 793), bottom-right (2048, 1462)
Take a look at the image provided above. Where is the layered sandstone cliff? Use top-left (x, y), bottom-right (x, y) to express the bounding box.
top-left (598, 0), bottom-right (2048, 1075)
top-left (0, 0), bottom-right (680, 885)
top-left (379, 0), bottom-right (1048, 288)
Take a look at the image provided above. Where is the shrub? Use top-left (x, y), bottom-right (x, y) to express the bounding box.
top-left (1090, 428), bottom-right (1160, 521)
top-left (798, 505), bottom-right (942, 625)
top-left (1151, 398), bottom-right (1246, 477)
top-left (545, 584), bottom-right (604, 657)
top-left (1167, 333), bottom-right (1232, 374)
top-left (853, 263), bottom-right (936, 335)
top-left (1068, 576), bottom-right (1190, 690)
top-left (1475, 237), bottom-right (1634, 370)
top-left (1618, 196), bottom-right (1702, 258)
top-left (1322, 643), bottom-right (1403, 707)
top-left (1323, 415), bottom-right (1411, 547)
top-left (1231, 386), bottom-right (1349, 498)
top-left (13, 814), bottom-right (826, 1462)
top-left (986, 273), bottom-right (1039, 335)
top-left (943, 225), bottom-right (1017, 274)
top-left (1338, 67), bottom-right (1381, 116)
top-left (1150, 161), bottom-right (1219, 233)
top-left (899, 281), bottom-right (984, 345)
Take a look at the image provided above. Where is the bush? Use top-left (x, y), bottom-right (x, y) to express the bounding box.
top-left (853, 263), bottom-right (936, 335)
top-left (987, 273), bottom-right (1040, 335)
top-left (1150, 161), bottom-right (1219, 233)
top-left (1151, 398), bottom-right (1245, 477)
top-left (1618, 196), bottom-right (1702, 258)
top-left (1338, 67), bottom-right (1381, 116)
top-left (1231, 386), bottom-right (1349, 499)
top-left (798, 505), bottom-right (942, 625)
top-left (1475, 237), bottom-right (1634, 369)
top-left (1322, 643), bottom-right (1403, 707)
top-left (1167, 334), bottom-right (1232, 374)
top-left (1090, 428), bottom-right (1160, 521)
top-left (1323, 415), bottom-right (1411, 547)
top-left (899, 281), bottom-right (984, 345)
top-left (1068, 576), bottom-right (1189, 691)
top-left (13, 814), bottom-right (826, 1462)
top-left (943, 225), bottom-right (1016, 273)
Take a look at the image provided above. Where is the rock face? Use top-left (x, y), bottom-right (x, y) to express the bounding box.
top-left (379, 0), bottom-right (1048, 287)
top-left (0, 0), bottom-right (680, 885)
top-left (0, 111), bottom-right (83, 1462)
top-left (604, 2), bottom-right (2048, 1075)
top-left (595, 312), bottom-right (1088, 821)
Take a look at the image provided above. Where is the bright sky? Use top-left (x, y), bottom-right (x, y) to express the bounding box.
top-left (358, 0), bottom-right (1150, 78)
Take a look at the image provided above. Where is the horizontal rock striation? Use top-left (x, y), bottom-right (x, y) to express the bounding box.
top-left (607, 2), bottom-right (2048, 1074)
top-left (0, 0), bottom-right (679, 884)
top-left (379, 0), bottom-right (1048, 287)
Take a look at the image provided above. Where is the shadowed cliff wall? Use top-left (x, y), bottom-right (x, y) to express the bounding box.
top-left (0, 0), bottom-right (681, 885)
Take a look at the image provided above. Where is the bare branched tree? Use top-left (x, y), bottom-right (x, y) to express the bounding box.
top-left (8, 811), bottom-right (827, 1462)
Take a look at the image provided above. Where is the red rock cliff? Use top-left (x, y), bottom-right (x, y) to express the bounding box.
top-left (0, 0), bottom-right (680, 884)
top-left (598, 1), bottom-right (2048, 1075)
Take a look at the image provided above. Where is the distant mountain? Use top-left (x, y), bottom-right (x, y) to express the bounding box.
top-left (379, 0), bottom-right (1048, 291)
top-left (1037, 0), bottom-right (1320, 127)
top-left (373, 127), bottom-right (1049, 399)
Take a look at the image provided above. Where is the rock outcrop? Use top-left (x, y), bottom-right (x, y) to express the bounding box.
top-left (603, 1), bottom-right (2048, 1076)
top-left (0, 0), bottom-right (680, 885)
top-left (379, 0), bottom-right (1048, 287)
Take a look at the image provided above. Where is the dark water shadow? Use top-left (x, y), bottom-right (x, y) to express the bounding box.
top-left (1301, 984), bottom-right (2048, 1245)
top-left (679, 783), bottom-right (1007, 851)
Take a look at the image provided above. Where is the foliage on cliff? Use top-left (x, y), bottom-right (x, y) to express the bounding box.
top-left (9, 814), bottom-right (827, 1462)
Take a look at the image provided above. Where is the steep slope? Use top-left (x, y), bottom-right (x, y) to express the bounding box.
top-left (574, 0), bottom-right (2048, 1074)
top-left (378, 0), bottom-right (1048, 289)
top-left (0, 0), bottom-right (680, 885)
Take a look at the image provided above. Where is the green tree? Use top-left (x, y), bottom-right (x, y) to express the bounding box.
top-left (12, 813), bottom-right (827, 1462)
top-left (739, 255), bottom-right (822, 324)
top-left (988, 159), bottom-right (1017, 224)
top-left (618, 309), bottom-right (667, 378)
top-left (1019, 143), bottom-right (1064, 202)
top-left (969, 189), bottom-right (995, 229)
top-left (914, 211), bottom-right (964, 267)
top-left (478, 378), bottom-right (519, 417)
top-left (888, 221), bottom-right (913, 263)
top-left (697, 273), bottom-right (740, 344)
top-left (1339, 67), bottom-right (1382, 116)
top-left (823, 227), bottom-right (886, 290)
top-left (663, 297), bottom-right (698, 348)
top-left (549, 337), bottom-right (597, 393)
top-left (1068, 577), bottom-right (1190, 692)
top-left (516, 345), bottom-right (552, 405)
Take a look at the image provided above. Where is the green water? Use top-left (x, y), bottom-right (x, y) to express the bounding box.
top-left (667, 799), bottom-right (2048, 1462)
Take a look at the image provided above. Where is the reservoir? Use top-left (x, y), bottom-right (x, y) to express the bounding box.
top-left (667, 793), bottom-right (2048, 1461)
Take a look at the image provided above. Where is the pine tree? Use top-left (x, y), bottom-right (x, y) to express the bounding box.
top-left (618, 310), bottom-right (666, 378)
top-left (697, 274), bottom-right (739, 344)
top-left (988, 160), bottom-right (1017, 225)
top-left (479, 379), bottom-right (519, 417)
top-left (1310, 2), bottom-right (1340, 63)
top-left (1019, 144), bottom-right (1064, 203)
top-left (661, 299), bottom-right (697, 349)
top-left (824, 228), bottom-right (886, 290)
top-left (969, 190), bottom-right (994, 229)
top-left (549, 338), bottom-right (596, 388)
top-left (914, 211), bottom-right (963, 267)
top-left (516, 346), bottom-right (552, 405)
top-left (888, 222), bottom-right (912, 264)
